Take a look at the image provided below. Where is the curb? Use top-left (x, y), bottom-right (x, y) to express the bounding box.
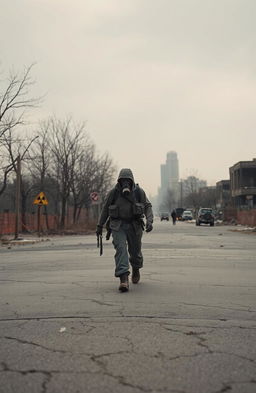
top-left (1, 238), bottom-right (51, 247)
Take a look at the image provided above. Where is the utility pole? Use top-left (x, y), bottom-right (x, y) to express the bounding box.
top-left (14, 155), bottom-right (21, 240)
top-left (180, 180), bottom-right (183, 208)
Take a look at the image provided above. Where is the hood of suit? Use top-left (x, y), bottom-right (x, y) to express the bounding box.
top-left (117, 168), bottom-right (135, 195)
top-left (117, 168), bottom-right (135, 185)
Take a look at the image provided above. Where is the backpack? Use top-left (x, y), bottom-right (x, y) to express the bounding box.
top-left (105, 184), bottom-right (145, 237)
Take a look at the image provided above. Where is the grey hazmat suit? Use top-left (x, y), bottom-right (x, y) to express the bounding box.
top-left (97, 168), bottom-right (154, 278)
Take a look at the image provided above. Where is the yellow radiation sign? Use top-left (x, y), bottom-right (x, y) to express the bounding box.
top-left (33, 192), bottom-right (48, 205)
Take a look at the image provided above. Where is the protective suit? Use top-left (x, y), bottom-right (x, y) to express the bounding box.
top-left (96, 168), bottom-right (153, 292)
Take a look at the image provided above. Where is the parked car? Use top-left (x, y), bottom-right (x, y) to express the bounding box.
top-left (196, 208), bottom-right (214, 226)
top-left (181, 210), bottom-right (193, 221)
top-left (160, 212), bottom-right (169, 221)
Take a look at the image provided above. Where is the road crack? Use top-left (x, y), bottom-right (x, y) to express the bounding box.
top-left (181, 302), bottom-right (255, 313)
top-left (4, 336), bottom-right (68, 354)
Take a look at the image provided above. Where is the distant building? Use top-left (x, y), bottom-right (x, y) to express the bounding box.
top-left (160, 163), bottom-right (168, 192)
top-left (166, 151), bottom-right (179, 192)
top-left (158, 151), bottom-right (179, 210)
top-left (229, 158), bottom-right (256, 208)
top-left (216, 180), bottom-right (231, 209)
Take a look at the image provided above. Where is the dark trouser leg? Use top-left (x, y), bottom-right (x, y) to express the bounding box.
top-left (127, 224), bottom-right (143, 269)
top-left (112, 226), bottom-right (130, 277)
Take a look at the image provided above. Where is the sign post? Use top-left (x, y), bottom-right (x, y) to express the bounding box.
top-left (33, 192), bottom-right (49, 236)
top-left (37, 204), bottom-right (41, 236)
top-left (90, 192), bottom-right (101, 219)
top-left (14, 155), bottom-right (21, 240)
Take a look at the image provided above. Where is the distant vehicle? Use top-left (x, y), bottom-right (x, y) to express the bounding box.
top-left (176, 207), bottom-right (184, 220)
top-left (160, 212), bottom-right (169, 221)
top-left (196, 208), bottom-right (214, 226)
top-left (181, 210), bottom-right (193, 221)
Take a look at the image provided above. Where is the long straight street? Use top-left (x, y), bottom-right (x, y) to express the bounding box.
top-left (0, 221), bottom-right (256, 393)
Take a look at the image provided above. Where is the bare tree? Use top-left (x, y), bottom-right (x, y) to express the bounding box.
top-left (94, 152), bottom-right (116, 199)
top-left (70, 143), bottom-right (96, 223)
top-left (0, 64), bottom-right (40, 195)
top-left (0, 128), bottom-right (38, 196)
top-left (184, 192), bottom-right (202, 211)
top-left (48, 117), bottom-right (86, 228)
top-left (184, 187), bottom-right (217, 212)
top-left (20, 175), bottom-right (35, 232)
top-left (28, 120), bottom-right (51, 189)
top-left (183, 176), bottom-right (199, 195)
top-left (70, 148), bottom-right (116, 224)
top-left (27, 115), bottom-right (116, 229)
top-left (199, 188), bottom-right (217, 209)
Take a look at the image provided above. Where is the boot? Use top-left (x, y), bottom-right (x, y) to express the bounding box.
top-left (132, 268), bottom-right (140, 284)
top-left (119, 273), bottom-right (129, 292)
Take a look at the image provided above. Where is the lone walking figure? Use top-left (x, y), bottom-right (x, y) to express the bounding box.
top-left (171, 209), bottom-right (177, 225)
top-left (96, 168), bottom-right (153, 292)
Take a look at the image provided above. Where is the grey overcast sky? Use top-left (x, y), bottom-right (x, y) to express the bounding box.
top-left (1, 0), bottom-right (256, 195)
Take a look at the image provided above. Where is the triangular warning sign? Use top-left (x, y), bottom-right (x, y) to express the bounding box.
top-left (33, 192), bottom-right (49, 205)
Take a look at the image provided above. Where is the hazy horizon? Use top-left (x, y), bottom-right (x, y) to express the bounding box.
top-left (1, 0), bottom-right (256, 195)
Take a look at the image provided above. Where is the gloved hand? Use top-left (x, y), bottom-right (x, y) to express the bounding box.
top-left (96, 225), bottom-right (103, 236)
top-left (145, 222), bottom-right (153, 232)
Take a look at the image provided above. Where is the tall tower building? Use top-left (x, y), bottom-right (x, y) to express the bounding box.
top-left (166, 151), bottom-right (179, 192)
top-left (158, 151), bottom-right (179, 210)
top-left (160, 164), bottom-right (168, 191)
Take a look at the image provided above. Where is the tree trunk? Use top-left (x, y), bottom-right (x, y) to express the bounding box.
top-left (60, 196), bottom-right (66, 229)
top-left (73, 204), bottom-right (78, 224)
top-left (21, 192), bottom-right (28, 233)
top-left (44, 205), bottom-right (49, 231)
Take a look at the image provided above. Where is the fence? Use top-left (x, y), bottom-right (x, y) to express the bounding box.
top-left (0, 207), bottom-right (94, 235)
top-left (237, 209), bottom-right (256, 227)
top-left (223, 207), bottom-right (256, 227)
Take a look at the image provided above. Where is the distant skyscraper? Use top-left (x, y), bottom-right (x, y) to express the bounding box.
top-left (160, 163), bottom-right (168, 191)
top-left (158, 151), bottom-right (179, 209)
top-left (166, 151), bottom-right (179, 192)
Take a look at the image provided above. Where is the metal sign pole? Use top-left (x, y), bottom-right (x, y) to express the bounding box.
top-left (90, 192), bottom-right (101, 220)
top-left (37, 205), bottom-right (41, 237)
top-left (14, 155), bottom-right (21, 240)
top-left (33, 192), bottom-right (49, 237)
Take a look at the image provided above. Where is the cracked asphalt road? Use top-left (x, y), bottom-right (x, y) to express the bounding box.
top-left (0, 221), bottom-right (256, 393)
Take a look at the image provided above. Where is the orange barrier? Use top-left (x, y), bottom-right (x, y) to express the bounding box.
top-left (0, 208), bottom-right (90, 235)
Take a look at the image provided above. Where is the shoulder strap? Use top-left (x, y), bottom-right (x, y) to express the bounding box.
top-left (134, 184), bottom-right (143, 203)
top-left (109, 186), bottom-right (119, 205)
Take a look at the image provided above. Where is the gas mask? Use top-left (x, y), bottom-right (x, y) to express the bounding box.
top-left (119, 179), bottom-right (133, 196)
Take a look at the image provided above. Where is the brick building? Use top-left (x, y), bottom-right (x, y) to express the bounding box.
top-left (229, 158), bottom-right (256, 208)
